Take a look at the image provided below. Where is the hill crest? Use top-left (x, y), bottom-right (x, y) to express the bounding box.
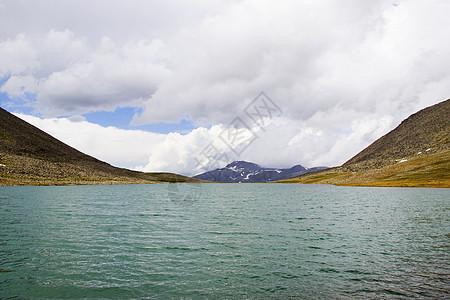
top-left (342, 99), bottom-right (449, 172)
top-left (0, 107), bottom-right (199, 185)
top-left (279, 99), bottom-right (450, 187)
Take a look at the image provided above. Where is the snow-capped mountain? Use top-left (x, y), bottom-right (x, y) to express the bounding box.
top-left (193, 161), bottom-right (327, 183)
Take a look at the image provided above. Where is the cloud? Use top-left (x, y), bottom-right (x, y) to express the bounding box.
top-left (9, 107), bottom-right (414, 177)
top-left (1, 32), bottom-right (172, 116)
top-left (1, 0), bottom-right (450, 174)
top-left (67, 114), bottom-right (85, 122)
top-left (0, 75), bottom-right (37, 98)
top-left (15, 113), bottom-right (166, 169)
top-left (0, 34), bottom-right (37, 76)
top-left (2, 0), bottom-right (449, 121)
top-left (135, 126), bottom-right (227, 175)
top-left (134, 0), bottom-right (450, 125)
top-left (37, 37), bottom-right (173, 116)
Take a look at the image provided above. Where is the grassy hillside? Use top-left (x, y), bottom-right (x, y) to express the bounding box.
top-left (279, 150), bottom-right (450, 187)
top-left (279, 99), bottom-right (450, 188)
top-left (342, 99), bottom-right (449, 172)
top-left (0, 107), bottom-right (200, 185)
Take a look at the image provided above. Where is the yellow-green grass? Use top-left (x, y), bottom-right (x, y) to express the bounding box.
top-left (277, 150), bottom-right (450, 188)
top-left (0, 153), bottom-right (201, 186)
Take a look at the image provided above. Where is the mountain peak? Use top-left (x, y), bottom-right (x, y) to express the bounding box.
top-left (195, 161), bottom-right (327, 183)
top-left (226, 161), bottom-right (260, 169)
top-left (288, 165), bottom-right (308, 172)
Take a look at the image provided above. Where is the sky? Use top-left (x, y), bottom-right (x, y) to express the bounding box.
top-left (0, 0), bottom-right (449, 176)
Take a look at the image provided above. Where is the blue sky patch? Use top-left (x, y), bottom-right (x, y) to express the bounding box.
top-left (83, 107), bottom-right (198, 134)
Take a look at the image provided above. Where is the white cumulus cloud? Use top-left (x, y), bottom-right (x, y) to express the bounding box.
top-left (1, 0), bottom-right (449, 174)
top-left (14, 110), bottom-right (396, 176)
top-left (15, 113), bottom-right (166, 169)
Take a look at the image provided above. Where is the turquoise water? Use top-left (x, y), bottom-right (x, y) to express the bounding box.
top-left (0, 184), bottom-right (449, 299)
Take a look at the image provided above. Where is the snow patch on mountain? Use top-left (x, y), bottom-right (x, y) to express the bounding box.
top-left (193, 161), bottom-right (328, 183)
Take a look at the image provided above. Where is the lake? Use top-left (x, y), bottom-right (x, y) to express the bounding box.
top-left (0, 184), bottom-right (448, 298)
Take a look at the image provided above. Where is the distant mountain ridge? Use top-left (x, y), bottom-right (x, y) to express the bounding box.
top-left (279, 98), bottom-right (450, 187)
top-left (194, 161), bottom-right (327, 182)
top-left (0, 107), bottom-right (200, 185)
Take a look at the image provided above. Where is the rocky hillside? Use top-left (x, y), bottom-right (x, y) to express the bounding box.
top-left (193, 161), bottom-right (327, 182)
top-left (279, 99), bottom-right (450, 187)
top-left (0, 107), bottom-right (200, 185)
top-left (342, 99), bottom-right (449, 171)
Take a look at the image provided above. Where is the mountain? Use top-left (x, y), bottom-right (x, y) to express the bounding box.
top-left (0, 107), bottom-right (201, 185)
top-left (279, 98), bottom-right (450, 187)
top-left (193, 161), bottom-right (327, 182)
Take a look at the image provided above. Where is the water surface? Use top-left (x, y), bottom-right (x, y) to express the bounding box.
top-left (0, 184), bottom-right (449, 298)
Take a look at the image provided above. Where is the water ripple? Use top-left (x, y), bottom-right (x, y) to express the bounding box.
top-left (0, 184), bottom-right (448, 298)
